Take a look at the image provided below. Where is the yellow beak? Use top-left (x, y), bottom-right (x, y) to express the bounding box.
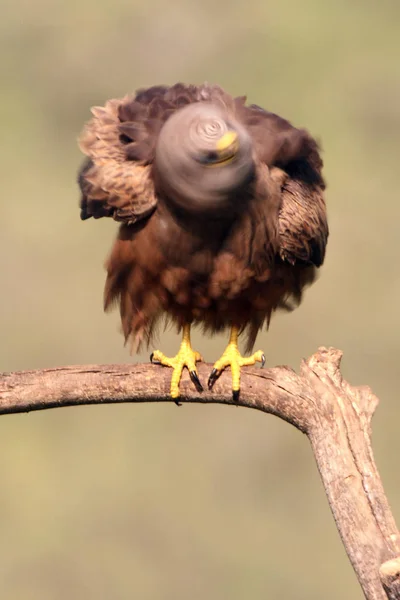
top-left (216, 130), bottom-right (239, 153)
top-left (210, 130), bottom-right (239, 165)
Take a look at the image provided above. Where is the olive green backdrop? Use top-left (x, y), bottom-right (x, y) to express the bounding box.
top-left (1, 0), bottom-right (399, 598)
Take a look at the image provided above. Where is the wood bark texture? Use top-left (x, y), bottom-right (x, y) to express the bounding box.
top-left (0, 347), bottom-right (399, 599)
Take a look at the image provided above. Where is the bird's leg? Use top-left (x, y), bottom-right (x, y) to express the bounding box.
top-left (207, 326), bottom-right (265, 401)
top-left (150, 324), bottom-right (203, 404)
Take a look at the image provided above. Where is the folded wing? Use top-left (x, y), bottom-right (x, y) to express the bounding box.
top-left (78, 97), bottom-right (157, 224)
top-left (236, 100), bottom-right (328, 267)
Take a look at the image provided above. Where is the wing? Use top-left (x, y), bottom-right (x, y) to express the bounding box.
top-left (236, 100), bottom-right (328, 267)
top-left (78, 96), bottom-right (158, 224)
top-left (275, 167), bottom-right (328, 267)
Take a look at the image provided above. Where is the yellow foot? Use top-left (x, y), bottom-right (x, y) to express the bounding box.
top-left (150, 325), bottom-right (203, 404)
top-left (207, 331), bottom-right (265, 401)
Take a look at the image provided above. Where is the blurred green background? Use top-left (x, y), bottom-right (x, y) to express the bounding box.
top-left (1, 0), bottom-right (399, 598)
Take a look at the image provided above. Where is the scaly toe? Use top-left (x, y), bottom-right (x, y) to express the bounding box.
top-left (150, 349), bottom-right (176, 367)
top-left (208, 345), bottom-right (265, 397)
top-left (238, 350), bottom-right (265, 367)
top-left (151, 344), bottom-right (202, 400)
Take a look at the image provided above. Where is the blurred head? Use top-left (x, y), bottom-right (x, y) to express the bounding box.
top-left (154, 102), bottom-right (255, 214)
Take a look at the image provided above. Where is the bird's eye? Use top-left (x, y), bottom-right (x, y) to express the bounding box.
top-left (202, 151), bottom-right (219, 164)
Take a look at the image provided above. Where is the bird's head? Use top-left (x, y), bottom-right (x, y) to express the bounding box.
top-left (154, 102), bottom-right (254, 214)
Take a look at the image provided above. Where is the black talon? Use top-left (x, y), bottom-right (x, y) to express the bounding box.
top-left (150, 352), bottom-right (160, 365)
top-left (261, 353), bottom-right (266, 368)
top-left (174, 399), bottom-right (182, 407)
top-left (190, 370), bottom-right (204, 393)
top-left (207, 368), bottom-right (220, 390)
top-left (232, 389), bottom-right (240, 402)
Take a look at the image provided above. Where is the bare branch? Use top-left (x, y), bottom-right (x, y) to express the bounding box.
top-left (0, 347), bottom-right (399, 599)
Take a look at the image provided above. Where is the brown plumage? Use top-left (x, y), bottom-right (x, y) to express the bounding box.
top-left (78, 82), bottom-right (328, 398)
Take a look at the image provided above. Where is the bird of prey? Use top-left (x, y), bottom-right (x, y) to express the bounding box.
top-left (78, 83), bottom-right (328, 402)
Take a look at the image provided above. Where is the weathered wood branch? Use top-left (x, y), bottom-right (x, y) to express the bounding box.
top-left (0, 347), bottom-right (399, 599)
